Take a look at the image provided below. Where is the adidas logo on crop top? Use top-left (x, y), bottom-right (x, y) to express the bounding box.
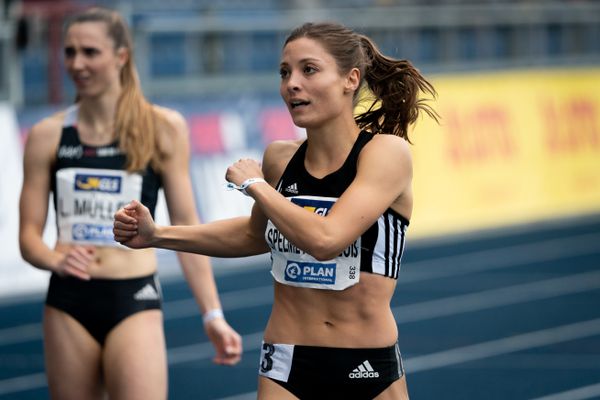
top-left (266, 131), bottom-right (409, 291)
top-left (51, 105), bottom-right (161, 247)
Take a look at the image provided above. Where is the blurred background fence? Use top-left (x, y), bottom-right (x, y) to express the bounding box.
top-left (1, 3), bottom-right (600, 399)
top-left (1, 0), bottom-right (599, 291)
top-left (2, 1), bottom-right (600, 104)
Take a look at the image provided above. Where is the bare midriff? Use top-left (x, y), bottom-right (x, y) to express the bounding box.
top-left (54, 242), bottom-right (158, 279)
top-left (264, 273), bottom-right (399, 348)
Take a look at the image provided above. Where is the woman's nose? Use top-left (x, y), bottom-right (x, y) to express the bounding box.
top-left (70, 52), bottom-right (85, 69)
top-left (285, 74), bottom-right (300, 93)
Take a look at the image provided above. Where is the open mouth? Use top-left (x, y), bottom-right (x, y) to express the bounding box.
top-left (290, 100), bottom-right (310, 109)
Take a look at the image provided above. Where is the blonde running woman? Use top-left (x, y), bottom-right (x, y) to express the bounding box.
top-left (114, 22), bottom-right (437, 399)
top-left (19, 7), bottom-right (241, 400)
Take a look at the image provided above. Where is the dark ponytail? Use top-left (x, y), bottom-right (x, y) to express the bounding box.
top-left (285, 22), bottom-right (438, 142)
top-left (356, 36), bottom-right (438, 141)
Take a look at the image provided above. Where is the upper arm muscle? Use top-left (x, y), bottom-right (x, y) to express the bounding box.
top-left (322, 135), bottom-right (412, 252)
top-left (19, 118), bottom-right (61, 236)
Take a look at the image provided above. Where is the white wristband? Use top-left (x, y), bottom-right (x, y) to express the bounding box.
top-left (202, 309), bottom-right (224, 325)
top-left (226, 177), bottom-right (267, 196)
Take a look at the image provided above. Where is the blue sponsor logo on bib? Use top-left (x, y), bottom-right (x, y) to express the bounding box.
top-left (74, 174), bottom-right (121, 193)
top-left (290, 197), bottom-right (334, 216)
top-left (284, 261), bottom-right (336, 285)
top-left (72, 223), bottom-right (114, 242)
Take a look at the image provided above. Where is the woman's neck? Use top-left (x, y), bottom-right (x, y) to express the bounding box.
top-left (304, 116), bottom-right (361, 176)
top-left (77, 90), bottom-right (120, 143)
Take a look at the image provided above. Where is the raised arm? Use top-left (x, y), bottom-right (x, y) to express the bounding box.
top-left (227, 134), bottom-right (413, 261)
top-left (114, 200), bottom-right (268, 257)
top-left (113, 112), bottom-right (271, 257)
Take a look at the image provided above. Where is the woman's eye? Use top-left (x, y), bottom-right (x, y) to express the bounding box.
top-left (64, 48), bottom-right (75, 58)
top-left (83, 48), bottom-right (99, 57)
top-left (303, 65), bottom-right (317, 74)
top-left (279, 68), bottom-right (289, 78)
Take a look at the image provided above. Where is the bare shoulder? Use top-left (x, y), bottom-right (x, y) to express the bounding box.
top-left (153, 104), bottom-right (185, 126)
top-left (152, 104), bottom-right (187, 137)
top-left (264, 139), bottom-right (303, 160)
top-left (29, 111), bottom-right (65, 138)
top-left (262, 139), bottom-right (303, 185)
top-left (358, 134), bottom-right (414, 218)
top-left (362, 133), bottom-right (412, 166)
top-left (368, 133), bottom-right (411, 152)
top-left (25, 110), bottom-right (66, 155)
top-left (151, 105), bottom-right (189, 158)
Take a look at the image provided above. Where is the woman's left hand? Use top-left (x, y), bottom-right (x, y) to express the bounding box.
top-left (204, 318), bottom-right (243, 366)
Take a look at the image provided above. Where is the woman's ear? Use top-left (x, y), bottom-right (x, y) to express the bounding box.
top-left (116, 47), bottom-right (129, 69)
top-left (344, 68), bottom-right (361, 94)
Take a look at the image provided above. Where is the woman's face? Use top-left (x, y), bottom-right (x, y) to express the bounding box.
top-left (279, 37), bottom-right (356, 129)
top-left (64, 21), bottom-right (125, 98)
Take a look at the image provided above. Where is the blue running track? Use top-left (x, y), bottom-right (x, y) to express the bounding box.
top-left (1, 215), bottom-right (599, 399)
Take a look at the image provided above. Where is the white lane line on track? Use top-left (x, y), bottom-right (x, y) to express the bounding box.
top-left (3, 266), bottom-right (600, 348)
top-left (0, 234), bottom-right (600, 346)
top-left (0, 285), bottom-right (274, 347)
top-left (394, 270), bottom-right (600, 323)
top-left (2, 317), bottom-right (600, 396)
top-left (529, 382), bottom-right (600, 400)
top-left (401, 232), bottom-right (600, 283)
top-left (406, 318), bottom-right (600, 372)
top-left (157, 232), bottom-right (600, 324)
top-left (2, 230), bottom-right (598, 320)
top-left (217, 392), bottom-right (257, 400)
top-left (217, 318), bottom-right (600, 400)
top-left (162, 285), bottom-right (273, 319)
top-left (168, 319), bottom-right (600, 370)
top-left (0, 373), bottom-right (46, 396)
top-left (0, 323), bottom-right (44, 347)
top-left (167, 331), bottom-right (265, 365)
top-left (0, 233), bottom-right (599, 396)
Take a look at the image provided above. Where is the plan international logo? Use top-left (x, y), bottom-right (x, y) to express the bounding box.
top-left (74, 174), bottom-right (122, 193)
top-left (72, 223), bottom-right (113, 242)
top-left (284, 261), bottom-right (336, 285)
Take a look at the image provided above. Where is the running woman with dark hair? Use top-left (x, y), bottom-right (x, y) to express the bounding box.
top-left (114, 21), bottom-right (437, 399)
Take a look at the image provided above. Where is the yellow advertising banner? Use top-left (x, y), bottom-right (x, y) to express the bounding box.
top-left (408, 68), bottom-right (600, 238)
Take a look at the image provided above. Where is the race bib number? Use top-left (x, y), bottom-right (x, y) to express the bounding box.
top-left (266, 195), bottom-right (361, 291)
top-left (258, 342), bottom-right (294, 382)
top-left (56, 167), bottom-right (142, 246)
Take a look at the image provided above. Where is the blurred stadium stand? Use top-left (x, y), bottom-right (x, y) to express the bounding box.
top-left (0, 0), bottom-right (599, 105)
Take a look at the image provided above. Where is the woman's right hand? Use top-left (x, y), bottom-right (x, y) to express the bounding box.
top-left (55, 246), bottom-right (96, 280)
top-left (113, 200), bottom-right (156, 249)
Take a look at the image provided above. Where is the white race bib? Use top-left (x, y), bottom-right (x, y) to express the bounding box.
top-left (56, 167), bottom-right (142, 247)
top-left (266, 195), bottom-right (360, 291)
top-left (258, 342), bottom-right (294, 382)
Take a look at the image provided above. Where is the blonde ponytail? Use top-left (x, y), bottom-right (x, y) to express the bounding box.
top-left (66, 7), bottom-right (165, 172)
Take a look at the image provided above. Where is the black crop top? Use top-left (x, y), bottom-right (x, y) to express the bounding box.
top-left (51, 105), bottom-right (161, 246)
top-left (265, 131), bottom-right (409, 291)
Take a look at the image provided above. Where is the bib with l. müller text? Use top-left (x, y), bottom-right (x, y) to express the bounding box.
top-left (55, 167), bottom-right (142, 247)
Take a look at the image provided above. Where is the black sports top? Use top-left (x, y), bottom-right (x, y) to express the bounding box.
top-left (265, 131), bottom-right (409, 291)
top-left (51, 105), bottom-right (161, 246)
